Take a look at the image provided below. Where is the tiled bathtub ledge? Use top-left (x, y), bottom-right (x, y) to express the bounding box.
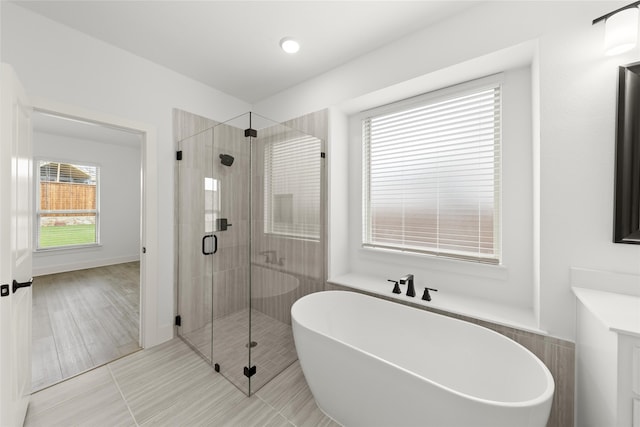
top-left (327, 273), bottom-right (545, 336)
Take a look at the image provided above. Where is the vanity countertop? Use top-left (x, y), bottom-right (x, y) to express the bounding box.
top-left (572, 286), bottom-right (640, 338)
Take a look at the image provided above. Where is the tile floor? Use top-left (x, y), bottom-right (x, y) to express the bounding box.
top-left (180, 308), bottom-right (297, 394)
top-left (24, 338), bottom-right (340, 427)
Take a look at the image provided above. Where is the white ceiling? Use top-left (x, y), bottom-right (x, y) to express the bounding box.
top-left (13, 1), bottom-right (478, 104)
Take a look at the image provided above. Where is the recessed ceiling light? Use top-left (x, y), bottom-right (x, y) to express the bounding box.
top-left (280, 37), bottom-right (300, 54)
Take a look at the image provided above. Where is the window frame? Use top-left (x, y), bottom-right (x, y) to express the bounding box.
top-left (35, 158), bottom-right (101, 251)
top-left (361, 74), bottom-right (503, 265)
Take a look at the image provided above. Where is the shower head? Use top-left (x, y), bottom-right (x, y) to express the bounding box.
top-left (219, 154), bottom-right (234, 167)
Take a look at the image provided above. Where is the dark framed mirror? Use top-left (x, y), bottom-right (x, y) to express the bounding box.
top-left (614, 61), bottom-right (640, 244)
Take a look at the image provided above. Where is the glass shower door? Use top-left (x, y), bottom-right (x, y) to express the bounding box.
top-left (177, 117), bottom-right (252, 395)
top-left (176, 127), bottom-right (216, 363)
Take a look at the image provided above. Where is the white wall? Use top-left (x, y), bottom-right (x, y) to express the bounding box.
top-left (535, 3), bottom-right (640, 341)
top-left (1, 2), bottom-right (251, 344)
top-left (32, 131), bottom-right (141, 276)
top-left (255, 1), bottom-right (640, 341)
top-left (327, 107), bottom-right (349, 278)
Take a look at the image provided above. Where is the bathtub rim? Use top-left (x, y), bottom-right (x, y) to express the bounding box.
top-left (292, 290), bottom-right (555, 409)
top-left (250, 264), bottom-right (300, 298)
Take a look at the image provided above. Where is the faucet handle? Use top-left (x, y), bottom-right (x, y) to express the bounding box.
top-left (422, 287), bottom-right (438, 301)
top-left (259, 250), bottom-right (275, 263)
top-left (387, 279), bottom-right (401, 294)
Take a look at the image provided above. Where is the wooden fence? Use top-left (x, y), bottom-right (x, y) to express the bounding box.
top-left (40, 182), bottom-right (96, 215)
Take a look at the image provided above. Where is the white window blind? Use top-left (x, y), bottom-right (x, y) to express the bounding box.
top-left (37, 161), bottom-right (100, 249)
top-left (363, 82), bottom-right (501, 264)
top-left (264, 134), bottom-right (321, 240)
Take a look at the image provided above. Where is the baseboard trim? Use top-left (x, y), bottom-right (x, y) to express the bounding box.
top-left (33, 255), bottom-right (140, 277)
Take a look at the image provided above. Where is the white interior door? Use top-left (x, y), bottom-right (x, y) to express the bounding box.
top-left (0, 63), bottom-right (33, 427)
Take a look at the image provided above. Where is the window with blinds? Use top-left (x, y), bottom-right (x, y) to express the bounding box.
top-left (37, 160), bottom-right (100, 250)
top-left (264, 134), bottom-right (321, 240)
top-left (363, 81), bottom-right (501, 264)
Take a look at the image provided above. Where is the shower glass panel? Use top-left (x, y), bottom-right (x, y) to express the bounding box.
top-left (176, 111), bottom-right (324, 396)
top-left (176, 126), bottom-right (216, 364)
top-left (209, 114), bottom-right (251, 395)
top-left (249, 116), bottom-right (323, 394)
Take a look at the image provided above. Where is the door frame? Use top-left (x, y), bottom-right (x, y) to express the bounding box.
top-left (31, 96), bottom-right (159, 348)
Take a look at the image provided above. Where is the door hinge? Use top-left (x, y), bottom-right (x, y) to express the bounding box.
top-left (244, 365), bottom-right (256, 378)
top-left (175, 315), bottom-right (181, 326)
top-left (321, 152), bottom-right (326, 158)
top-left (176, 150), bottom-right (183, 161)
top-left (244, 128), bottom-right (257, 138)
top-left (0, 284), bottom-right (9, 297)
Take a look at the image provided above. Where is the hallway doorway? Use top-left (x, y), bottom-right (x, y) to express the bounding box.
top-left (30, 108), bottom-right (146, 391)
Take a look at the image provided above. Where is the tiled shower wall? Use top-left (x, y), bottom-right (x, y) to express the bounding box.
top-left (325, 283), bottom-right (574, 427)
top-left (250, 110), bottom-right (328, 324)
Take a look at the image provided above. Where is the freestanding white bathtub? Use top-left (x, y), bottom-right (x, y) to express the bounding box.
top-left (291, 291), bottom-right (554, 427)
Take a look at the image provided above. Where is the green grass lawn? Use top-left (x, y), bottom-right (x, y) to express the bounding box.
top-left (39, 224), bottom-right (96, 248)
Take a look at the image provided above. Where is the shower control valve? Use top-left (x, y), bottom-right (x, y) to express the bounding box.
top-left (216, 218), bottom-right (232, 231)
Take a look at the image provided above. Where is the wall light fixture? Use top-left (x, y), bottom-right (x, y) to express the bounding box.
top-left (593, 1), bottom-right (640, 56)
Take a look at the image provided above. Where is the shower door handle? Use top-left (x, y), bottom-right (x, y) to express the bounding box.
top-left (202, 234), bottom-right (217, 255)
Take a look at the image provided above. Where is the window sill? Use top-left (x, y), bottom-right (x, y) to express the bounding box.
top-left (359, 246), bottom-right (508, 281)
top-left (264, 232), bottom-right (320, 243)
top-left (328, 272), bottom-right (545, 335)
top-left (35, 243), bottom-right (103, 254)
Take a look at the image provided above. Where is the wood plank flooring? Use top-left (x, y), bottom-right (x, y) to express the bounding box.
top-left (32, 262), bottom-right (141, 392)
top-left (25, 338), bottom-right (341, 427)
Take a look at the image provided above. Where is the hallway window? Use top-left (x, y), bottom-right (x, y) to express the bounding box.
top-left (36, 161), bottom-right (100, 249)
top-left (363, 78), bottom-right (502, 264)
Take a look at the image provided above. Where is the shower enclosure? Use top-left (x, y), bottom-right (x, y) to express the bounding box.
top-left (176, 112), bottom-right (325, 395)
